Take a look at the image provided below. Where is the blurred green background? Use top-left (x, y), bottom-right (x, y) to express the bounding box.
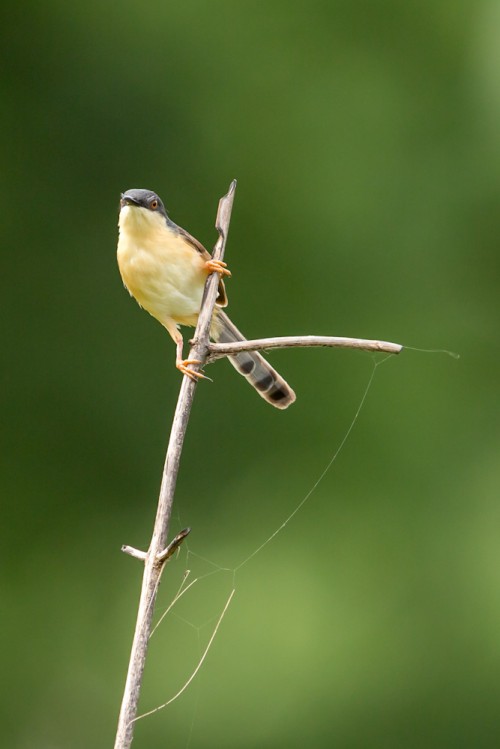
top-left (2, 1), bottom-right (499, 747)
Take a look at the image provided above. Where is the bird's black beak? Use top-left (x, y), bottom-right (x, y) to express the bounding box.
top-left (120, 193), bottom-right (140, 208)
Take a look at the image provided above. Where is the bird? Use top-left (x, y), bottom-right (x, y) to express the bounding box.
top-left (117, 188), bottom-right (296, 409)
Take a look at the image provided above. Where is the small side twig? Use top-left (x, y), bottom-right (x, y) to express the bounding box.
top-left (207, 335), bottom-right (402, 362)
top-left (156, 527), bottom-right (191, 564)
top-left (121, 546), bottom-right (147, 562)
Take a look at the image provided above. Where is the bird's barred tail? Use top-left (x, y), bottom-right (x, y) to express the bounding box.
top-left (213, 310), bottom-right (296, 409)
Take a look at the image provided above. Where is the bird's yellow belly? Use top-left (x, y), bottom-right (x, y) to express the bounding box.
top-left (117, 236), bottom-right (206, 327)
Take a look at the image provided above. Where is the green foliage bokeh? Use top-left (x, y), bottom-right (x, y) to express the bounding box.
top-left (2, 1), bottom-right (499, 747)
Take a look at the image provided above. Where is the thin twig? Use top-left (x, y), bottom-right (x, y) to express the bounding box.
top-left (113, 180), bottom-right (237, 749)
top-left (133, 589), bottom-right (236, 724)
top-left (207, 335), bottom-right (402, 361)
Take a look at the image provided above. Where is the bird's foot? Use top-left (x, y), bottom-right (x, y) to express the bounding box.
top-left (205, 259), bottom-right (231, 277)
top-left (176, 358), bottom-right (208, 381)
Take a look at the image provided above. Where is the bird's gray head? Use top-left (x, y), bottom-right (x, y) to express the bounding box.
top-left (120, 189), bottom-right (168, 218)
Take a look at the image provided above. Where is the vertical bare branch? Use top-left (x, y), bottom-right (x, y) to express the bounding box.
top-left (113, 180), bottom-right (237, 749)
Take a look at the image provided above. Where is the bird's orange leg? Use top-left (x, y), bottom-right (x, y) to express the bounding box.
top-left (166, 323), bottom-right (208, 381)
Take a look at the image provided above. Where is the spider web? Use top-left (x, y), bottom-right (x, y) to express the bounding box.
top-left (131, 346), bottom-right (457, 743)
top-left (127, 354), bottom-right (390, 724)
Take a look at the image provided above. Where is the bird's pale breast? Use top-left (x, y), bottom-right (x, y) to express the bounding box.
top-left (117, 225), bottom-right (207, 327)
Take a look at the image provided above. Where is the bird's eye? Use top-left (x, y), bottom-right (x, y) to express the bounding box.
top-left (150, 199), bottom-right (158, 210)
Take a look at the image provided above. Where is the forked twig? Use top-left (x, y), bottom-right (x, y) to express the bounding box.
top-left (113, 180), bottom-right (403, 748)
